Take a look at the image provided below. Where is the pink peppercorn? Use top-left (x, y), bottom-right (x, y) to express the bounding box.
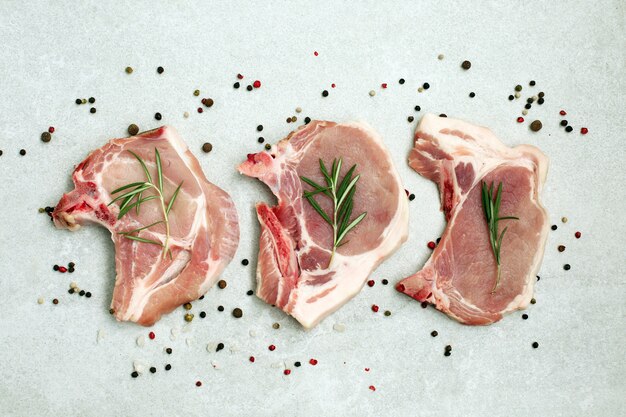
top-left (367, 280), bottom-right (375, 287)
top-left (517, 117), bottom-right (524, 123)
top-left (371, 305), bottom-right (379, 313)
top-left (249, 356), bottom-right (255, 363)
top-left (149, 331), bottom-right (155, 340)
top-left (427, 241), bottom-right (436, 249)
top-left (314, 51), bottom-right (319, 56)
top-left (237, 73), bottom-right (244, 79)
top-left (331, 83), bottom-right (336, 88)
top-left (560, 110), bottom-right (567, 116)
top-left (309, 359), bottom-right (318, 365)
top-left (58, 266), bottom-right (68, 273)
top-left (381, 83), bottom-right (387, 89)
top-left (196, 381), bottom-right (202, 387)
top-left (253, 80), bottom-right (261, 88)
top-left (48, 126), bottom-right (55, 133)
top-left (268, 344), bottom-right (276, 351)
top-left (575, 231), bottom-right (581, 239)
top-left (580, 127), bottom-right (588, 135)
top-left (284, 369), bottom-right (291, 375)
top-left (197, 107), bottom-right (203, 113)
top-left (369, 385), bottom-right (376, 391)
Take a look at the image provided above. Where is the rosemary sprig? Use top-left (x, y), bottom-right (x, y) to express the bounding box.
top-left (108, 148), bottom-right (183, 258)
top-left (481, 181), bottom-right (519, 293)
top-left (300, 158), bottom-right (367, 268)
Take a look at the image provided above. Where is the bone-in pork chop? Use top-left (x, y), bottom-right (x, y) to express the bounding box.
top-left (53, 126), bottom-right (239, 326)
top-left (239, 121), bottom-right (408, 328)
top-left (397, 114), bottom-right (549, 325)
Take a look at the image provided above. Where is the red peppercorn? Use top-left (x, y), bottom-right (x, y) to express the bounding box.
top-left (196, 381), bottom-right (202, 387)
top-left (284, 369), bottom-right (291, 375)
top-left (331, 83), bottom-right (336, 88)
top-left (314, 51), bottom-right (319, 56)
top-left (149, 331), bottom-right (155, 340)
top-left (249, 356), bottom-right (255, 363)
top-left (309, 359), bottom-right (318, 365)
top-left (575, 231), bottom-right (581, 239)
top-left (237, 73), bottom-right (244, 79)
top-left (364, 368), bottom-right (370, 372)
top-left (268, 344), bottom-right (276, 351)
top-left (381, 83), bottom-right (387, 89)
top-left (371, 304), bottom-right (379, 313)
top-left (197, 107), bottom-right (203, 113)
top-left (58, 266), bottom-right (68, 273)
top-left (580, 127), bottom-right (588, 135)
top-left (367, 280), bottom-right (375, 287)
top-left (253, 80), bottom-right (261, 88)
top-left (48, 126), bottom-right (55, 133)
top-left (427, 241), bottom-right (436, 249)
top-left (369, 385), bottom-right (376, 391)
top-left (559, 110), bottom-right (567, 116)
top-left (517, 117), bottom-right (524, 123)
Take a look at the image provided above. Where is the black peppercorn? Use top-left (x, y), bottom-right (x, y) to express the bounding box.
top-left (154, 112), bottom-right (162, 120)
top-left (304, 117), bottom-right (311, 124)
top-left (75, 98), bottom-right (82, 105)
top-left (217, 305), bottom-right (224, 312)
top-left (246, 85), bottom-right (253, 91)
top-left (469, 92), bottom-right (475, 98)
top-left (508, 95), bottom-right (514, 101)
top-left (560, 120), bottom-right (568, 126)
top-left (88, 97), bottom-right (95, 104)
top-left (414, 105), bottom-right (421, 111)
top-left (408, 116), bottom-right (414, 122)
top-left (199, 311), bottom-right (206, 318)
top-left (551, 225), bottom-right (558, 231)
top-left (381, 279), bottom-right (388, 285)
top-left (399, 78), bottom-right (405, 84)
top-left (242, 259), bottom-right (249, 266)
top-left (294, 361), bottom-right (301, 367)
top-left (246, 290), bottom-right (253, 296)
top-left (423, 82), bottom-right (430, 89)
top-left (233, 82), bottom-right (240, 89)
top-left (157, 66), bottom-right (164, 74)
top-left (461, 60), bottom-right (471, 70)
top-left (532, 342), bottom-right (539, 349)
top-left (90, 107), bottom-right (96, 114)
top-left (150, 367), bottom-right (156, 373)
top-left (19, 149), bottom-right (26, 156)
top-left (565, 126), bottom-right (573, 132)
top-left (537, 98), bottom-right (544, 105)
top-left (257, 137), bottom-right (264, 143)
top-left (165, 364), bottom-right (171, 371)
top-left (564, 264), bottom-right (571, 270)
top-left (522, 314), bottom-right (528, 320)
top-left (131, 371), bottom-right (138, 378)
top-left (166, 347), bottom-right (172, 354)
top-left (322, 90), bottom-right (329, 97)
top-left (431, 331), bottom-right (438, 337)
top-left (408, 194), bottom-right (415, 201)
top-left (529, 80), bottom-right (536, 86)
top-left (216, 343), bottom-right (224, 352)
top-left (257, 125), bottom-right (263, 132)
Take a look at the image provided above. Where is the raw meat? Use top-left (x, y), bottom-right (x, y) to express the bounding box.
top-left (52, 126), bottom-right (239, 326)
top-left (238, 121), bottom-right (408, 328)
top-left (397, 114), bottom-right (549, 325)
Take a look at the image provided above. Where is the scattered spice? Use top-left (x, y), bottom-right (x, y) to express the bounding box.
top-left (384, 310), bottom-right (391, 316)
top-left (295, 361), bottom-right (302, 367)
top-left (438, 54), bottom-right (445, 60)
top-left (41, 132), bottom-right (52, 143)
top-left (508, 95), bottom-right (514, 101)
top-left (551, 225), bottom-right (558, 231)
top-left (154, 112), bottom-right (162, 120)
top-left (150, 366), bottom-right (156, 374)
top-left (309, 359), bottom-right (318, 365)
top-left (166, 347), bottom-right (172, 354)
top-left (575, 231), bottom-right (581, 239)
top-left (253, 80), bottom-right (261, 88)
top-left (399, 78), bottom-right (405, 85)
top-left (149, 331), bottom-right (155, 340)
top-left (237, 73), bottom-right (244, 80)
top-left (246, 290), bottom-right (253, 296)
top-left (218, 280), bottom-right (227, 289)
top-left (184, 313), bottom-right (194, 322)
top-left (461, 60), bottom-right (471, 70)
top-left (232, 308), bottom-right (243, 318)
top-left (427, 241), bottom-right (436, 249)
top-left (580, 127), bottom-right (588, 135)
top-left (79, 290), bottom-right (85, 296)
top-left (322, 90), bottom-right (329, 97)
top-left (515, 85), bottom-right (522, 92)
top-left (381, 83), bottom-right (388, 89)
top-left (414, 105), bottom-right (421, 111)
top-left (165, 364), bottom-right (171, 370)
top-left (522, 314), bottom-right (528, 320)
top-left (246, 85), bottom-right (253, 91)
top-left (272, 322), bottom-right (280, 329)
top-left (202, 98), bottom-right (214, 107)
top-left (558, 245), bottom-right (566, 252)
top-left (565, 126), bottom-right (573, 133)
top-left (469, 92), bottom-right (475, 98)
top-left (183, 302), bottom-right (192, 310)
top-left (369, 385), bottom-right (376, 392)
top-left (196, 381), bottom-right (202, 387)
top-left (257, 125), bottom-right (263, 132)
top-left (369, 90), bottom-right (375, 97)
top-left (371, 304), bottom-right (379, 313)
top-left (268, 344), bottom-right (276, 351)
top-left (258, 137), bottom-right (264, 143)
top-left (216, 343), bottom-right (224, 352)
top-left (431, 331), bottom-right (438, 337)
top-left (90, 107), bottom-right (96, 114)
top-left (125, 66), bottom-right (133, 74)
top-left (367, 280), bottom-right (375, 287)
top-left (531, 298), bottom-right (536, 304)
top-left (197, 107), bottom-right (203, 113)
top-left (421, 301), bottom-right (428, 308)
top-left (532, 342), bottom-right (539, 349)
top-left (20, 149), bottom-right (26, 156)
top-left (423, 82), bottom-right (430, 89)
top-left (193, 90), bottom-right (200, 96)
top-left (560, 120), bottom-right (568, 127)
top-left (530, 120), bottom-right (543, 132)
top-left (58, 266), bottom-right (68, 273)
top-left (85, 292), bottom-right (91, 298)
top-left (559, 110), bottom-right (567, 116)
top-left (88, 97), bottom-right (95, 104)
top-left (233, 82), bottom-right (240, 89)
top-left (304, 117), bottom-right (311, 124)
top-left (517, 117), bottom-right (524, 123)
top-left (202, 143), bottom-right (213, 153)
top-left (131, 371), bottom-right (138, 378)
top-left (38, 297), bottom-right (44, 304)
top-left (199, 311), bottom-right (206, 318)
top-left (249, 356), bottom-right (255, 363)
top-left (157, 66), bottom-right (164, 74)
top-left (382, 279), bottom-right (388, 285)
top-left (407, 116), bottom-right (414, 122)
top-left (128, 124), bottom-right (139, 136)
top-left (52, 298), bottom-right (59, 305)
top-left (563, 264), bottom-right (571, 271)
top-left (409, 194), bottom-right (415, 201)
top-left (284, 369), bottom-right (291, 375)
top-left (241, 259), bottom-right (249, 266)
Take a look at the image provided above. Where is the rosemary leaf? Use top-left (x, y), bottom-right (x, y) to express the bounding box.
top-left (110, 182), bottom-right (147, 195)
top-left (118, 195), bottom-right (159, 219)
top-left (155, 147), bottom-right (163, 192)
top-left (127, 150), bottom-right (152, 183)
top-left (122, 234), bottom-right (163, 246)
top-left (118, 220), bottom-right (165, 235)
top-left (166, 182), bottom-right (183, 215)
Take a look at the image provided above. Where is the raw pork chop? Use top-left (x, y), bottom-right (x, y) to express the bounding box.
top-left (53, 126), bottom-right (239, 326)
top-left (239, 121), bottom-right (408, 328)
top-left (397, 114), bottom-right (549, 325)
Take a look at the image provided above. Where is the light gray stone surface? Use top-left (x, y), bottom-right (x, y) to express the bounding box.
top-left (0, 1), bottom-right (624, 416)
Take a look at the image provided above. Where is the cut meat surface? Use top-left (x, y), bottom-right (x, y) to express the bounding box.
top-left (397, 114), bottom-right (549, 325)
top-left (239, 121), bottom-right (408, 328)
top-left (52, 126), bottom-right (239, 326)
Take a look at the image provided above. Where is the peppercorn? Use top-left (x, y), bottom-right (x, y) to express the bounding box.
top-left (421, 301), bottom-right (428, 308)
top-left (128, 124), bottom-right (139, 136)
top-left (90, 107), bottom-right (96, 114)
top-left (109, 308), bottom-right (115, 315)
top-left (525, 103), bottom-right (532, 110)
top-left (423, 82), bottom-right (430, 89)
top-left (150, 366), bottom-right (156, 373)
top-left (157, 66), bottom-right (164, 74)
top-left (530, 120), bottom-right (543, 132)
top-left (322, 90), bottom-right (329, 97)
top-left (53, 298), bottom-right (59, 305)
top-left (529, 80), bottom-right (536, 86)
top-left (369, 90), bottom-right (376, 97)
top-left (515, 85), bottom-right (522, 92)
top-left (184, 302), bottom-right (192, 310)
top-left (294, 361), bottom-right (301, 367)
top-left (68, 267), bottom-right (75, 273)
top-left (196, 381), bottom-right (202, 387)
top-left (81, 99), bottom-right (87, 104)
top-left (165, 364), bottom-right (171, 371)
top-left (537, 98), bottom-right (544, 105)
top-left (202, 143), bottom-right (213, 153)
top-left (508, 95), bottom-right (514, 101)
top-left (564, 264), bottom-right (571, 271)
top-left (439, 114), bottom-right (447, 118)
top-left (193, 89), bottom-right (201, 97)
top-left (409, 194), bottom-right (415, 201)
top-left (268, 345), bottom-right (276, 351)
top-left (203, 98), bottom-right (214, 108)
top-left (461, 60), bottom-right (471, 70)
top-left (241, 259), bottom-right (249, 266)
top-left (531, 298), bottom-right (536, 304)
top-left (580, 127), bottom-right (589, 135)
top-left (232, 308), bottom-right (243, 318)
top-left (558, 245), bottom-right (566, 252)
top-left (246, 85), bottom-right (253, 91)
top-left (384, 310), bottom-right (391, 316)
top-left (304, 117), bottom-right (311, 124)
top-left (272, 322), bottom-right (280, 329)
top-left (256, 125), bottom-right (263, 132)
top-left (286, 117), bottom-right (292, 123)
top-left (19, 149), bottom-right (26, 156)
top-left (79, 290), bottom-right (85, 296)
top-left (431, 331), bottom-right (438, 337)
top-left (560, 120), bottom-right (568, 127)
top-left (53, 265), bottom-right (59, 271)
top-left (565, 126), bottom-right (573, 132)
top-left (68, 289), bottom-right (74, 294)
top-left (68, 262), bottom-right (75, 268)
top-left (551, 225), bottom-right (558, 231)
top-left (85, 292), bottom-right (91, 298)
top-left (166, 347), bottom-right (172, 354)
top-left (75, 98), bottom-right (82, 104)
top-left (218, 280), bottom-right (227, 289)
top-left (575, 231), bottom-right (581, 239)
top-left (184, 313), bottom-right (193, 322)
top-left (469, 92), bottom-right (475, 98)
top-left (233, 82), bottom-right (240, 89)
top-left (414, 105), bottom-right (421, 111)
top-left (154, 113), bottom-right (162, 121)
top-left (88, 97), bottom-right (95, 104)
top-left (445, 345), bottom-right (452, 352)
top-left (382, 279), bottom-right (388, 285)
top-left (246, 290), bottom-right (253, 296)
top-left (399, 78), bottom-right (405, 84)
top-left (264, 144), bottom-right (271, 150)
top-left (408, 116), bottom-right (414, 122)
top-left (284, 369), bottom-right (291, 375)
top-left (532, 342), bottom-right (539, 349)
top-left (131, 371), bottom-right (138, 378)
top-left (125, 66), bottom-right (133, 74)
top-left (522, 314), bottom-right (528, 320)
top-left (216, 343), bottom-right (224, 352)
top-left (257, 137), bottom-right (264, 143)
top-left (199, 311), bottom-right (206, 318)
top-left (41, 132), bottom-right (52, 143)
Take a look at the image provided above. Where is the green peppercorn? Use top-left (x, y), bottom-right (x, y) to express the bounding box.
top-left (184, 313), bottom-right (194, 322)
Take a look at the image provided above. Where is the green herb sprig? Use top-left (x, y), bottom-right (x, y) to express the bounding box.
top-left (481, 181), bottom-right (519, 293)
top-left (108, 148), bottom-right (182, 258)
top-left (300, 158), bottom-right (367, 268)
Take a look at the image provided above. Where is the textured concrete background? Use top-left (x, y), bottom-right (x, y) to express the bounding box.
top-left (0, 1), bottom-right (624, 416)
